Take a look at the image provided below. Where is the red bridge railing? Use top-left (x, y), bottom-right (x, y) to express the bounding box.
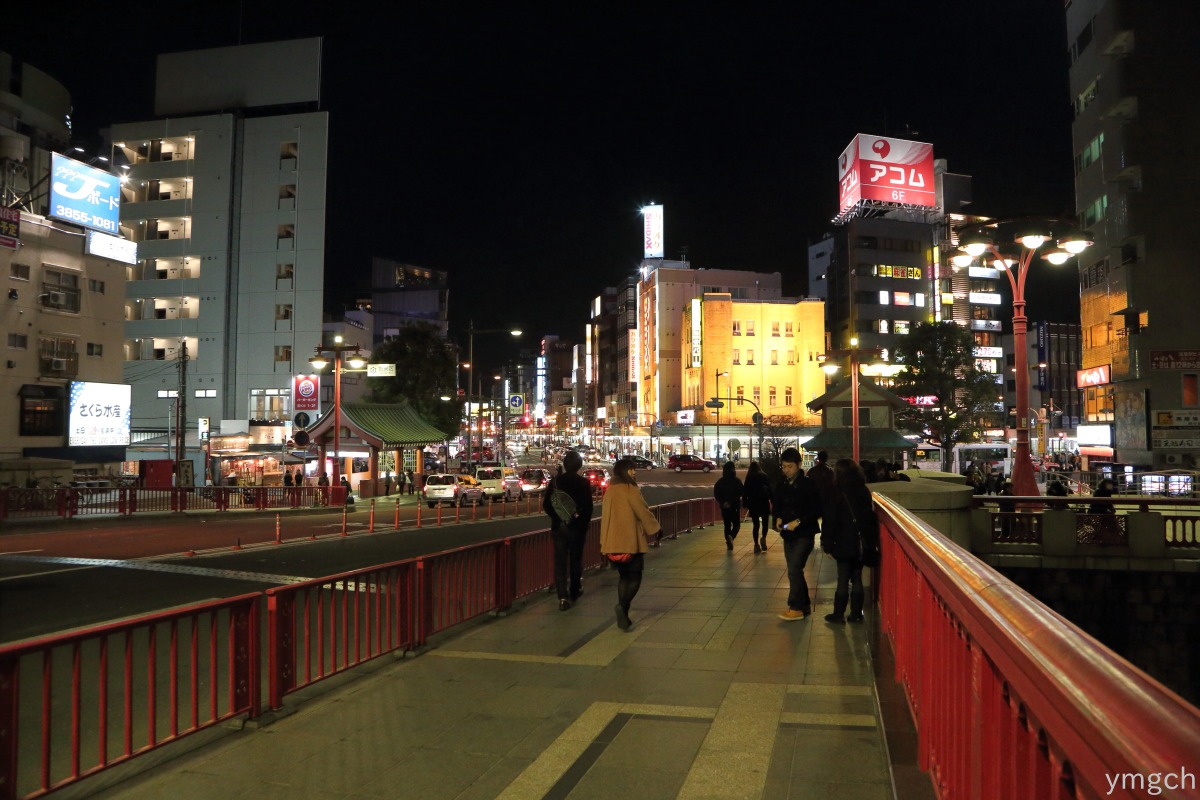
top-left (875, 494), bottom-right (1200, 799)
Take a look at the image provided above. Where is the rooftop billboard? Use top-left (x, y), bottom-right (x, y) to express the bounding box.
top-left (643, 204), bottom-right (664, 258)
top-left (50, 153), bottom-right (121, 235)
top-left (837, 134), bottom-right (936, 215)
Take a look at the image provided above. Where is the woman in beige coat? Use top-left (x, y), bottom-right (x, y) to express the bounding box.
top-left (600, 458), bottom-right (662, 630)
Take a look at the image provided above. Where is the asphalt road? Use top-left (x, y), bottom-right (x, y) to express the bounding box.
top-left (0, 470), bottom-right (718, 644)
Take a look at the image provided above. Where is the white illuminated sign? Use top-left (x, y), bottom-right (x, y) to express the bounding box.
top-left (69, 381), bottom-right (132, 446)
top-left (367, 363), bottom-right (396, 377)
top-left (643, 204), bottom-right (664, 258)
top-left (85, 231), bottom-right (138, 265)
top-left (974, 346), bottom-right (1004, 358)
top-left (1077, 424), bottom-right (1112, 446)
top-left (690, 298), bottom-right (702, 368)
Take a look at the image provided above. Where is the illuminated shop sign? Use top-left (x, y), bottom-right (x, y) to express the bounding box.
top-left (68, 381), bottom-right (131, 446)
top-left (837, 134), bottom-right (936, 214)
top-left (50, 153), bottom-right (121, 234)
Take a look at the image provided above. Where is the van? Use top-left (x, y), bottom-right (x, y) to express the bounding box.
top-left (475, 465), bottom-right (521, 502)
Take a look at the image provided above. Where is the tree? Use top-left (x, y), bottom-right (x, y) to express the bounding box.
top-left (890, 321), bottom-right (1001, 470)
top-left (758, 414), bottom-right (804, 462)
top-left (363, 323), bottom-right (460, 437)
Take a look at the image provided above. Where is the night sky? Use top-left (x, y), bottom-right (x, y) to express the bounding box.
top-left (6, 1), bottom-right (1076, 368)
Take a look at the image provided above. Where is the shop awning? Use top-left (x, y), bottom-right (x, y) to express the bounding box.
top-left (799, 428), bottom-right (917, 453)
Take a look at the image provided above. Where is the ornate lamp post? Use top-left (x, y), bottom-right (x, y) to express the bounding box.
top-left (818, 339), bottom-right (883, 463)
top-left (952, 218), bottom-right (1091, 497)
top-left (309, 336), bottom-right (365, 483)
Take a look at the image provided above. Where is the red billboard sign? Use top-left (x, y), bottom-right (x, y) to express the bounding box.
top-left (838, 134), bottom-right (937, 214)
top-left (1076, 365), bottom-right (1111, 387)
top-left (0, 206), bottom-right (19, 250)
top-left (293, 374), bottom-right (320, 412)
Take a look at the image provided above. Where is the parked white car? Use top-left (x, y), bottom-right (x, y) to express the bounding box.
top-left (423, 473), bottom-right (485, 508)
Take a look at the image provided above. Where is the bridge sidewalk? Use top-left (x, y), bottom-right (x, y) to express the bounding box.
top-left (89, 524), bottom-right (932, 800)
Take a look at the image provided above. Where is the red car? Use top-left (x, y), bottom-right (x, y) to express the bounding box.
top-left (668, 454), bottom-right (717, 473)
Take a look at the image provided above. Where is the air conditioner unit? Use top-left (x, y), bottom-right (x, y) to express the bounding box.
top-left (46, 290), bottom-right (66, 307)
top-left (1165, 453), bottom-right (1183, 465)
top-left (50, 357), bottom-right (68, 371)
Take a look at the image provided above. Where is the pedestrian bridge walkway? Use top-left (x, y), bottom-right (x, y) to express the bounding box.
top-left (88, 525), bottom-right (924, 800)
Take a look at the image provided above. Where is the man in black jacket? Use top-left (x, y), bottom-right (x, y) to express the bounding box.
top-left (543, 451), bottom-right (595, 610)
top-left (771, 447), bottom-right (823, 621)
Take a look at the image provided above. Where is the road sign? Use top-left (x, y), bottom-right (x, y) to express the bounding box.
top-left (728, 438), bottom-right (741, 453)
top-left (705, 399), bottom-right (724, 409)
top-left (752, 412), bottom-right (763, 424)
top-left (508, 394), bottom-right (524, 410)
top-left (655, 420), bottom-right (664, 430)
top-left (294, 411), bottom-right (311, 429)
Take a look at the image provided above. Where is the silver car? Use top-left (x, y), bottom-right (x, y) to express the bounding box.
top-left (423, 473), bottom-right (485, 508)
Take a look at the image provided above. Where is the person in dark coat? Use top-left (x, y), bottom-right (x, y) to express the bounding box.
top-left (741, 461), bottom-right (773, 553)
top-left (713, 461), bottom-right (744, 551)
top-left (542, 450), bottom-right (595, 610)
top-left (283, 470), bottom-right (293, 487)
top-left (1089, 478), bottom-right (1115, 514)
top-left (771, 447), bottom-right (823, 621)
top-left (807, 450), bottom-right (833, 499)
top-left (821, 459), bottom-right (879, 624)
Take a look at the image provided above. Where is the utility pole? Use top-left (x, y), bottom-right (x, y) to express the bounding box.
top-left (176, 339), bottom-right (188, 467)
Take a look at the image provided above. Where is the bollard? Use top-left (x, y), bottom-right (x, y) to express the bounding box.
top-left (369, 498), bottom-right (376, 532)
top-left (341, 503), bottom-right (348, 536)
top-left (394, 498), bottom-right (400, 529)
top-left (275, 513), bottom-right (282, 544)
top-left (184, 548), bottom-right (196, 557)
top-left (233, 538), bottom-right (242, 551)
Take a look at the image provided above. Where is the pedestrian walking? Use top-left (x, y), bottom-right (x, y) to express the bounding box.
top-left (742, 461), bottom-right (773, 553)
top-left (821, 459), bottom-right (880, 624)
top-left (542, 451), bottom-right (594, 610)
top-left (406, 469), bottom-right (415, 495)
top-left (713, 461), bottom-right (744, 551)
top-left (807, 450), bottom-right (833, 499)
top-left (383, 474), bottom-right (392, 496)
top-left (771, 447), bottom-right (822, 621)
top-left (600, 457), bottom-right (662, 631)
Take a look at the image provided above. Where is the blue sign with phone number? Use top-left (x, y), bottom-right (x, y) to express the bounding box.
top-left (50, 153), bottom-right (120, 235)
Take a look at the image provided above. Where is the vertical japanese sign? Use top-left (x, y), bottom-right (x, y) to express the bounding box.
top-left (293, 374), bottom-right (320, 412)
top-left (0, 206), bottom-right (19, 249)
top-left (643, 204), bottom-right (664, 258)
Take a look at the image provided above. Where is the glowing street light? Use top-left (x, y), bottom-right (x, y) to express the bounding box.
top-left (309, 335), bottom-right (365, 484)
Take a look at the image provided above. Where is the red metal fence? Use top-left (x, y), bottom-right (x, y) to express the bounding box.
top-left (0, 486), bottom-right (347, 522)
top-left (0, 497), bottom-right (715, 799)
top-left (876, 494), bottom-right (1200, 799)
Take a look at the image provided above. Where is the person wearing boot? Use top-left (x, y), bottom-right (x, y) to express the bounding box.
top-left (742, 461), bottom-right (773, 553)
top-left (820, 459), bottom-right (880, 624)
top-left (771, 448), bottom-right (822, 621)
top-left (713, 461), bottom-right (744, 551)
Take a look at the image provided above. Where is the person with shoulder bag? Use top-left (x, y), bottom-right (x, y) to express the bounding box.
top-left (821, 459), bottom-right (880, 624)
top-left (542, 453), bottom-right (595, 610)
top-left (599, 458), bottom-right (662, 631)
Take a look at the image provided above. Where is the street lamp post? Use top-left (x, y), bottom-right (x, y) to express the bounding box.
top-left (709, 395), bottom-right (763, 462)
top-left (466, 322), bottom-right (522, 472)
top-left (309, 336), bottom-right (365, 484)
top-left (714, 369), bottom-right (729, 461)
top-left (953, 219), bottom-right (1091, 497)
top-left (818, 339), bottom-right (882, 463)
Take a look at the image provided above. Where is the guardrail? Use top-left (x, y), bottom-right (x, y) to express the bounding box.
top-left (971, 495), bottom-right (1200, 551)
top-left (0, 497), bottom-right (716, 799)
top-left (0, 594), bottom-right (260, 800)
top-left (0, 486), bottom-right (349, 522)
top-left (876, 494), bottom-right (1200, 799)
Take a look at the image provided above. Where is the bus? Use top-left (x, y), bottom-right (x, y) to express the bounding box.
top-left (950, 442), bottom-right (1013, 477)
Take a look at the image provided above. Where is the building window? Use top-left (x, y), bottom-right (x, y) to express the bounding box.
top-left (787, 350), bottom-right (796, 365)
top-left (770, 350), bottom-right (779, 365)
top-left (194, 389), bottom-right (217, 398)
top-left (281, 141), bottom-right (299, 159)
top-left (745, 321), bottom-right (755, 337)
top-left (771, 322), bottom-right (780, 337)
top-left (86, 342), bottom-right (103, 356)
top-left (746, 349), bottom-right (755, 365)
top-left (274, 345), bottom-right (292, 362)
top-left (784, 322), bottom-right (793, 337)
top-left (249, 389), bottom-right (290, 422)
top-left (879, 291), bottom-right (890, 305)
top-left (8, 333), bottom-right (28, 349)
top-left (752, 386), bottom-right (761, 405)
top-left (784, 386), bottom-right (793, 405)
top-left (157, 390), bottom-right (179, 398)
top-left (732, 349), bottom-right (740, 365)
top-left (275, 304), bottom-right (293, 320)
top-left (10, 262), bottom-right (31, 281)
top-left (768, 386), bottom-right (777, 406)
top-left (88, 279), bottom-right (105, 294)
top-left (20, 392), bottom-right (64, 436)
top-left (276, 263), bottom-right (295, 279)
top-left (732, 320), bottom-right (742, 336)
top-left (42, 268), bottom-right (81, 313)
top-left (841, 407), bottom-right (871, 427)
top-left (736, 386), bottom-right (745, 403)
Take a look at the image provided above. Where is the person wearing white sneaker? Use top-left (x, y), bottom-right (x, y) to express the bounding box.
top-left (771, 448), bottom-right (822, 621)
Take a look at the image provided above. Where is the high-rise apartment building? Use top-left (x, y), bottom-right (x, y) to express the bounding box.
top-left (111, 39), bottom-right (327, 479)
top-left (1066, 1), bottom-right (1200, 468)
